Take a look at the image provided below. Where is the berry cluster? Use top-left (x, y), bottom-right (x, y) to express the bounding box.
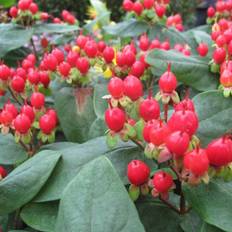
top-left (104, 64), bottom-right (232, 204)
top-left (206, 2), bottom-right (232, 97)
top-left (9, 0), bottom-right (78, 26)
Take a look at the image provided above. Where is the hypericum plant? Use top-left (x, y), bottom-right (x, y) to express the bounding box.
top-left (104, 64), bottom-right (232, 214)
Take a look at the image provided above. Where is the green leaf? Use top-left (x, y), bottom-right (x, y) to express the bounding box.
top-left (103, 19), bottom-right (149, 37)
top-left (34, 137), bottom-right (135, 202)
top-left (32, 23), bottom-right (79, 34)
top-left (0, 24), bottom-right (33, 58)
top-left (184, 179), bottom-right (232, 232)
top-left (146, 49), bottom-right (218, 91)
top-left (21, 201), bottom-right (58, 232)
top-left (55, 156), bottom-right (145, 232)
top-left (0, 134), bottom-right (27, 165)
top-left (0, 150), bottom-right (61, 214)
top-left (0, 0), bottom-right (16, 7)
top-left (136, 199), bottom-right (182, 232)
top-left (54, 87), bottom-right (96, 143)
top-left (88, 118), bottom-right (107, 139)
top-left (93, 83), bottom-right (108, 119)
top-left (193, 90), bottom-right (232, 146)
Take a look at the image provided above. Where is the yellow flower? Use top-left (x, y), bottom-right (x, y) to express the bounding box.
top-left (103, 67), bottom-right (113, 79)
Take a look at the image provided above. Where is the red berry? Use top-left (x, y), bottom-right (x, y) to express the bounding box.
top-left (0, 64), bottom-right (11, 81)
top-left (130, 61), bottom-right (145, 77)
top-left (197, 43), bottom-right (208, 57)
top-left (133, 1), bottom-right (143, 16)
top-left (216, 35), bottom-right (226, 47)
top-left (116, 52), bottom-right (125, 67)
top-left (207, 6), bottom-right (215, 18)
top-left (11, 76), bottom-right (25, 93)
top-left (18, 0), bottom-right (31, 11)
top-left (206, 137), bottom-right (232, 167)
top-left (30, 92), bottom-right (45, 109)
top-left (53, 17), bottom-right (62, 24)
top-left (43, 54), bottom-right (58, 71)
top-left (76, 35), bottom-right (88, 49)
top-left (155, 4), bottom-right (166, 18)
top-left (47, 109), bottom-right (58, 124)
top-left (21, 105), bottom-right (35, 123)
top-left (0, 110), bottom-right (13, 126)
top-left (123, 0), bottom-right (134, 11)
top-left (143, 120), bottom-right (159, 143)
top-left (67, 51), bottom-right (79, 67)
top-left (84, 41), bottom-right (98, 58)
top-left (76, 57), bottom-right (90, 75)
top-left (165, 131), bottom-right (190, 157)
top-left (4, 102), bottom-right (18, 118)
top-left (41, 37), bottom-right (49, 48)
top-left (103, 46), bottom-right (115, 63)
top-left (0, 166), bottom-right (7, 178)
top-left (28, 69), bottom-right (40, 85)
top-left (159, 64), bottom-right (177, 93)
top-left (14, 114), bottom-right (31, 134)
top-left (39, 114), bottom-right (56, 134)
top-left (16, 67), bottom-right (27, 80)
top-left (51, 49), bottom-right (64, 64)
top-left (97, 41), bottom-right (106, 52)
top-left (127, 160), bottom-right (150, 186)
top-left (220, 69), bottom-right (232, 88)
top-left (108, 77), bottom-right (124, 99)
top-left (123, 75), bottom-right (143, 101)
top-left (150, 38), bottom-right (161, 49)
top-left (143, 0), bottom-right (154, 9)
top-left (213, 47), bottom-right (226, 64)
top-left (150, 122), bottom-right (170, 146)
top-left (9, 6), bottom-right (18, 18)
top-left (39, 71), bottom-right (50, 88)
top-left (58, 62), bottom-right (71, 78)
top-left (139, 98), bottom-right (160, 121)
top-left (168, 110), bottom-right (199, 137)
top-left (29, 2), bottom-right (38, 14)
top-left (153, 171), bottom-right (173, 193)
top-left (40, 12), bottom-right (49, 21)
top-left (160, 41), bottom-right (170, 50)
top-left (139, 34), bottom-right (150, 51)
top-left (105, 107), bottom-right (126, 132)
top-left (123, 50), bottom-right (136, 66)
top-left (184, 148), bottom-right (209, 176)
top-left (175, 98), bottom-right (195, 112)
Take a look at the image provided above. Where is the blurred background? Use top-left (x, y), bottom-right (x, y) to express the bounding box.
top-left (36, 0), bottom-right (216, 28)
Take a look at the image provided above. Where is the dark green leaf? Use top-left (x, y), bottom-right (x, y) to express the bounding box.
top-left (33, 23), bottom-right (78, 34)
top-left (55, 156), bottom-right (145, 232)
top-left (0, 150), bottom-right (60, 214)
top-left (21, 201), bottom-right (58, 232)
top-left (0, 134), bottom-right (27, 165)
top-left (146, 49), bottom-right (218, 91)
top-left (0, 24), bottom-right (33, 58)
top-left (103, 19), bottom-right (149, 37)
top-left (88, 118), bottom-right (107, 139)
top-left (54, 87), bottom-right (96, 143)
top-left (0, 0), bottom-right (16, 7)
top-left (184, 179), bottom-right (232, 232)
top-left (194, 90), bottom-right (232, 146)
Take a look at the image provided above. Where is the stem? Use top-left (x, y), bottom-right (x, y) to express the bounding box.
top-left (30, 38), bottom-right (38, 61)
top-left (159, 196), bottom-right (180, 214)
top-left (180, 191), bottom-right (186, 215)
top-left (8, 87), bottom-right (22, 106)
top-left (130, 138), bottom-right (145, 150)
top-left (164, 104), bottom-right (169, 122)
top-left (19, 140), bottom-right (30, 153)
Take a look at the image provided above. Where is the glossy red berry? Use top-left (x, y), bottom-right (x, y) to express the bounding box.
top-left (165, 131), bottom-right (190, 158)
top-left (133, 1), bottom-right (143, 16)
top-left (58, 62), bottom-right (71, 78)
top-left (18, 0), bottom-right (31, 11)
top-left (184, 148), bottom-right (209, 176)
top-left (76, 35), bottom-right (88, 49)
top-left (40, 12), bottom-right (49, 21)
top-left (11, 76), bottom-right (25, 93)
top-left (98, 41), bottom-right (106, 52)
top-left (108, 77), bottom-right (124, 99)
top-left (84, 41), bottom-right (98, 58)
top-left (174, 99), bottom-right (195, 112)
top-left (67, 51), bottom-right (79, 67)
top-left (213, 47), bottom-right (226, 64)
top-left (197, 43), bottom-right (208, 57)
top-left (168, 110), bottom-right (199, 137)
top-left (21, 105), bottom-right (35, 123)
top-left (39, 71), bottom-right (50, 88)
top-left (159, 64), bottom-right (177, 93)
top-left (155, 4), bottom-right (166, 18)
top-left (150, 122), bottom-right (170, 146)
top-left (16, 67), bottom-right (27, 80)
top-left (103, 46), bottom-right (115, 63)
top-left (76, 57), bottom-right (90, 74)
top-left (123, 0), bottom-right (134, 11)
top-left (29, 2), bottom-right (38, 14)
top-left (105, 107), bottom-right (126, 132)
top-left (43, 54), bottom-right (58, 71)
top-left (4, 102), bottom-right (18, 118)
top-left (124, 50), bottom-right (136, 67)
top-left (143, 0), bottom-right (154, 9)
top-left (47, 109), bottom-right (58, 124)
top-left (0, 166), bottom-right (7, 178)
top-left (207, 6), bottom-right (215, 18)
top-left (220, 69), bottom-right (232, 88)
top-left (39, 114), bottom-right (56, 134)
top-left (123, 75), bottom-right (143, 101)
top-left (116, 52), bottom-right (125, 67)
top-left (139, 34), bottom-right (150, 51)
top-left (9, 6), bottom-right (18, 18)
top-left (143, 120), bottom-right (159, 143)
top-left (139, 98), bottom-right (160, 121)
top-left (130, 61), bottom-right (145, 77)
top-left (0, 64), bottom-right (11, 81)
top-left (0, 110), bottom-right (13, 126)
top-left (206, 137), bottom-right (232, 167)
top-left (153, 171), bottom-right (173, 193)
top-left (160, 41), bottom-right (170, 50)
top-left (30, 92), bottom-right (45, 109)
top-left (28, 69), bottom-right (40, 85)
top-left (52, 49), bottom-right (64, 64)
top-left (127, 160), bottom-right (150, 186)
top-left (14, 114), bottom-right (31, 134)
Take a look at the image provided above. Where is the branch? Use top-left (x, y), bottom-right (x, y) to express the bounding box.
top-left (130, 138), bottom-right (145, 150)
top-left (159, 196), bottom-right (180, 214)
top-left (8, 87), bottom-right (23, 106)
top-left (30, 38), bottom-right (38, 61)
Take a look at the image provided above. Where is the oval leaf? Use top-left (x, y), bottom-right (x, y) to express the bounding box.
top-left (55, 156), bottom-right (145, 232)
